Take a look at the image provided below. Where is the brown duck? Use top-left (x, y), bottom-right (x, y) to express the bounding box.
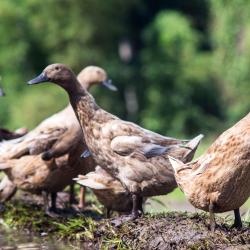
top-left (0, 66), bottom-right (116, 214)
top-left (74, 166), bottom-right (134, 217)
top-left (28, 63), bottom-right (203, 221)
top-left (169, 113), bottom-right (250, 231)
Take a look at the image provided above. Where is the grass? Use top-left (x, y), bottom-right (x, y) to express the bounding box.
top-left (0, 200), bottom-right (130, 249)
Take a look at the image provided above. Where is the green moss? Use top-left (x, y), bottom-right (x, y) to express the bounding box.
top-left (2, 202), bottom-right (55, 231)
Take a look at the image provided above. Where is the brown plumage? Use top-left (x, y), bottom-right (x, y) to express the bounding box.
top-left (28, 63), bottom-right (203, 220)
top-left (0, 66), bottom-right (116, 213)
top-left (169, 113), bottom-right (250, 231)
top-left (74, 166), bottom-right (133, 217)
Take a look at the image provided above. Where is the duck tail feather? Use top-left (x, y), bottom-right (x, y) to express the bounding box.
top-left (168, 156), bottom-right (186, 174)
top-left (0, 162), bottom-right (11, 170)
top-left (75, 178), bottom-right (108, 190)
top-left (186, 134), bottom-right (204, 150)
top-left (182, 134), bottom-right (203, 162)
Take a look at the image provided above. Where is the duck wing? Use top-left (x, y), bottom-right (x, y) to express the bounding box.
top-left (104, 120), bottom-right (202, 160)
top-left (41, 126), bottom-right (81, 160)
top-left (110, 135), bottom-right (178, 159)
top-left (0, 126), bottom-right (66, 160)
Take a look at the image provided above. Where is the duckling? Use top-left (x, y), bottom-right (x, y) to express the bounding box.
top-left (0, 66), bottom-right (116, 214)
top-left (28, 63), bottom-right (203, 221)
top-left (74, 166), bottom-right (134, 217)
top-left (168, 113), bottom-right (250, 231)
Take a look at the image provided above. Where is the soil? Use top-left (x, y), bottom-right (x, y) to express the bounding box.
top-left (1, 192), bottom-right (250, 250)
top-left (98, 214), bottom-right (250, 250)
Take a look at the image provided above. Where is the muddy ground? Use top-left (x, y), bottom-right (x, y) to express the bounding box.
top-left (1, 193), bottom-right (250, 249)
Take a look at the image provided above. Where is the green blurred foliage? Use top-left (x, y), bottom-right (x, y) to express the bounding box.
top-left (0, 0), bottom-right (248, 137)
top-left (210, 0), bottom-right (250, 123)
top-left (141, 11), bottom-right (224, 136)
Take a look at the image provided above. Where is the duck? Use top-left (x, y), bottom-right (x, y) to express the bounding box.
top-left (28, 63), bottom-right (203, 221)
top-left (0, 66), bottom-right (117, 214)
top-left (168, 113), bottom-right (250, 231)
top-left (74, 166), bottom-right (134, 217)
top-left (74, 134), bottom-right (203, 217)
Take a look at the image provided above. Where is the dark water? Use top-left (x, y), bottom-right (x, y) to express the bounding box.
top-left (0, 229), bottom-right (78, 250)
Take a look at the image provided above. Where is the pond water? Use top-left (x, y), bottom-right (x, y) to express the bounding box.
top-left (0, 229), bottom-right (75, 250)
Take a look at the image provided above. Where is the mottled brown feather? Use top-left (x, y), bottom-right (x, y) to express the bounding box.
top-left (170, 113), bottom-right (250, 213)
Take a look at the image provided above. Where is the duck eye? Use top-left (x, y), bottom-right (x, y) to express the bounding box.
top-left (55, 66), bottom-right (59, 71)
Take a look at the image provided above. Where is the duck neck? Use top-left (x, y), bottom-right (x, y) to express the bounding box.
top-left (67, 85), bottom-right (99, 133)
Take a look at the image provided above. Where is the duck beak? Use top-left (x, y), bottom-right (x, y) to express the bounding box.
top-left (102, 79), bottom-right (117, 91)
top-left (27, 72), bottom-right (50, 85)
top-left (0, 88), bottom-right (5, 96)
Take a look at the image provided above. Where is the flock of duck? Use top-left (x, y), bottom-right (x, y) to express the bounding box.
top-left (0, 63), bottom-right (249, 232)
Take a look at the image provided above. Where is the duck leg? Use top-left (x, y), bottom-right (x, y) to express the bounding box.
top-left (111, 193), bottom-right (142, 226)
top-left (69, 184), bottom-right (78, 205)
top-left (42, 191), bottom-right (59, 217)
top-left (50, 192), bottom-right (57, 212)
top-left (43, 192), bottom-right (59, 217)
top-left (209, 203), bottom-right (216, 232)
top-left (131, 194), bottom-right (142, 218)
top-left (138, 196), bottom-right (143, 214)
top-left (78, 187), bottom-right (86, 209)
top-left (232, 208), bottom-right (242, 229)
top-left (105, 208), bottom-right (111, 218)
top-left (42, 191), bottom-right (49, 213)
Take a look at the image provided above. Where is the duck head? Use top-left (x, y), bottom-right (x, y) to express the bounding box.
top-left (77, 66), bottom-right (117, 91)
top-left (28, 64), bottom-right (116, 92)
top-left (28, 64), bottom-right (78, 91)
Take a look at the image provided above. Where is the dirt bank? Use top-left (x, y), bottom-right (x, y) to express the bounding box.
top-left (1, 196), bottom-right (250, 249)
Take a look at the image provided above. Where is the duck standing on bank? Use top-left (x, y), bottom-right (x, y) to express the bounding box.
top-left (0, 66), bottom-right (117, 215)
top-left (74, 132), bottom-right (203, 217)
top-left (28, 63), bottom-right (203, 221)
top-left (169, 113), bottom-right (250, 231)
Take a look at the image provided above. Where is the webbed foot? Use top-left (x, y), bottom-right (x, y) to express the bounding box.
top-left (45, 207), bottom-right (60, 218)
top-left (111, 213), bottom-right (139, 227)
